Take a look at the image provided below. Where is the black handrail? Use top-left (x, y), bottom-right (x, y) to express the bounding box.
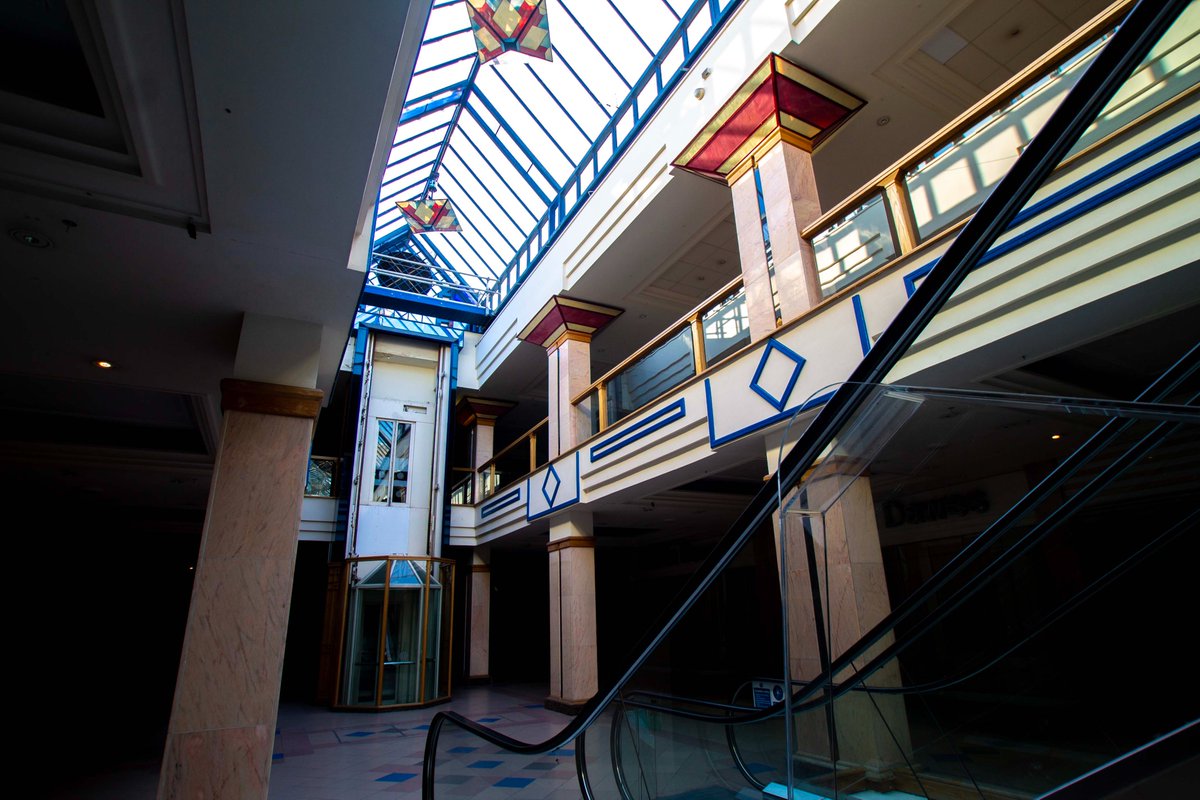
top-left (420, 1), bottom-right (1193, 796)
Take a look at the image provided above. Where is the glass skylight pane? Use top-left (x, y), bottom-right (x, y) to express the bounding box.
top-left (464, 97), bottom-right (558, 200)
top-left (474, 80), bottom-right (574, 179)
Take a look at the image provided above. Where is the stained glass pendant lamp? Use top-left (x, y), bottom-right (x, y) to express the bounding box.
top-left (467, 0), bottom-right (552, 63)
top-left (395, 197), bottom-right (461, 233)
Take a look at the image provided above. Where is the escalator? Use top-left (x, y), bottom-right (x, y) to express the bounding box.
top-left (422, 1), bottom-right (1200, 797)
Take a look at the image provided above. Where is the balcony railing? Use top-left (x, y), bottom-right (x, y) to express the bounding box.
top-left (449, 468), bottom-right (474, 506)
top-left (477, 418), bottom-right (549, 499)
top-left (807, 0), bottom-right (1199, 297)
top-left (576, 278), bottom-right (749, 434)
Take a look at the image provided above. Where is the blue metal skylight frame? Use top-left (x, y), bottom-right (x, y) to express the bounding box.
top-left (365, 0), bottom-right (747, 326)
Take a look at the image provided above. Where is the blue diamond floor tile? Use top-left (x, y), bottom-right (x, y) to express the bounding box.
top-left (477, 716), bottom-right (501, 722)
top-left (523, 762), bottom-right (556, 770)
top-left (376, 772), bottom-right (418, 783)
top-left (495, 777), bottom-right (535, 788)
top-left (448, 746), bottom-right (478, 754)
top-left (345, 731), bottom-right (374, 738)
top-left (468, 760), bottom-right (503, 769)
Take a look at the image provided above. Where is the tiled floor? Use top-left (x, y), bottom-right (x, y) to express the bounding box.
top-left (47, 684), bottom-right (577, 800)
top-left (268, 684), bottom-right (579, 800)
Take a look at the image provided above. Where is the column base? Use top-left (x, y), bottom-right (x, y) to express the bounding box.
top-left (466, 674), bottom-right (491, 686)
top-left (544, 695), bottom-right (588, 715)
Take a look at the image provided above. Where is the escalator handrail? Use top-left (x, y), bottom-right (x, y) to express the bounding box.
top-left (420, 1), bottom-right (1193, 794)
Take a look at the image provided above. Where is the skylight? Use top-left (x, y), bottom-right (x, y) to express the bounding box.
top-left (367, 0), bottom-right (743, 322)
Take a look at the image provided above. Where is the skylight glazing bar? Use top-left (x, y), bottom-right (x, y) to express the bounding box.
top-left (392, 120), bottom-right (451, 152)
top-left (557, 1), bottom-right (634, 90)
top-left (454, 128), bottom-right (542, 220)
top-left (488, 69), bottom-right (578, 166)
top-left (441, 167), bottom-right (521, 250)
top-left (606, 0), bottom-right (657, 56)
top-left (522, 65), bottom-right (593, 144)
top-left (439, 228), bottom-right (500, 279)
top-left (469, 92), bottom-right (561, 190)
top-left (494, 0), bottom-right (745, 304)
top-left (444, 147), bottom-right (529, 233)
top-left (548, 47), bottom-right (614, 119)
top-left (421, 25), bottom-right (471, 47)
top-left (378, 159), bottom-right (437, 196)
top-left (386, 138), bottom-right (444, 168)
top-left (443, 196), bottom-right (511, 265)
top-left (413, 52), bottom-right (476, 77)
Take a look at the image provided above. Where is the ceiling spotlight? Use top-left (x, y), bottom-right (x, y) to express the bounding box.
top-left (876, 115), bottom-right (891, 127)
top-left (94, 359), bottom-right (114, 369)
top-left (1051, 433), bottom-right (1062, 440)
top-left (8, 228), bottom-right (52, 248)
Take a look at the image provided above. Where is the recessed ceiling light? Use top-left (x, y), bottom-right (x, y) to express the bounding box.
top-left (94, 359), bottom-right (114, 369)
top-left (8, 228), bottom-right (52, 248)
top-left (1051, 434), bottom-right (1062, 440)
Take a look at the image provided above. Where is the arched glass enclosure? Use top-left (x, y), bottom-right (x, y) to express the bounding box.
top-left (336, 556), bottom-right (455, 709)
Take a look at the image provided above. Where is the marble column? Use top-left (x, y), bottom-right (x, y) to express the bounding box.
top-left (672, 54), bottom-right (863, 339)
top-left (517, 295), bottom-right (622, 457)
top-left (546, 509), bottom-right (598, 712)
top-left (157, 379), bottom-right (322, 800)
top-left (779, 467), bottom-right (910, 778)
top-left (729, 139), bottom-right (823, 340)
top-left (469, 550), bottom-right (492, 682)
top-left (547, 332), bottom-right (594, 456)
top-left (455, 396), bottom-right (515, 500)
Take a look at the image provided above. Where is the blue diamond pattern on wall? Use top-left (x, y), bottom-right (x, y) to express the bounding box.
top-left (749, 339), bottom-right (807, 411)
top-left (541, 463), bottom-right (561, 506)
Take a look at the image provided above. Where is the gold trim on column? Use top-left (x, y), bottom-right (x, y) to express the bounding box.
top-left (547, 329), bottom-right (593, 351)
top-left (547, 536), bottom-right (596, 553)
top-left (220, 379), bottom-right (324, 418)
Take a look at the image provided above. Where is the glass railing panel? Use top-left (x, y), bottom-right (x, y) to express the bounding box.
top-left (606, 326), bottom-right (696, 426)
top-left (1073, 1), bottom-right (1200, 153)
top-left (449, 471), bottom-right (474, 505)
top-left (812, 192), bottom-right (898, 297)
top-left (702, 286), bottom-right (751, 366)
top-left (905, 36), bottom-right (1107, 241)
top-left (490, 441), bottom-right (534, 495)
top-left (773, 381), bottom-right (1200, 797)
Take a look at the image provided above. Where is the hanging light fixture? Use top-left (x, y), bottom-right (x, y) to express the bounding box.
top-left (395, 198), bottom-right (461, 233)
top-left (466, 0), bottom-right (552, 63)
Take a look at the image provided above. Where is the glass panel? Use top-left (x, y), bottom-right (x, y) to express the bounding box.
top-left (904, 36), bottom-right (1105, 240)
top-left (305, 456), bottom-right (336, 497)
top-left (1073, 3), bottom-right (1200, 153)
top-left (702, 286), bottom-right (751, 366)
top-left (341, 559), bottom-right (387, 707)
top-left (374, 420), bottom-right (412, 505)
top-left (811, 191), bottom-right (898, 296)
top-left (381, 564), bottom-right (422, 706)
top-left (606, 327), bottom-right (695, 425)
top-left (373, 421), bottom-right (394, 503)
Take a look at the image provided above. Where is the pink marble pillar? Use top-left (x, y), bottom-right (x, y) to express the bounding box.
top-left (455, 397), bottom-right (514, 499)
top-left (780, 469), bottom-right (910, 776)
top-left (672, 55), bottom-right (863, 339)
top-left (546, 510), bottom-right (598, 711)
top-left (158, 380), bottom-right (322, 800)
top-left (548, 332), bottom-right (594, 456)
top-left (517, 295), bottom-right (621, 457)
top-left (469, 552), bottom-right (491, 682)
top-left (729, 139), bottom-right (824, 340)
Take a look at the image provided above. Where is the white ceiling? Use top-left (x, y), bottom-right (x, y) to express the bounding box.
top-left (0, 0), bottom-right (427, 508)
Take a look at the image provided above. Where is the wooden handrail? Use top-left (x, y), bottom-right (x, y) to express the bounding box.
top-left (477, 417), bottom-right (549, 474)
top-left (572, 275), bottom-right (745, 407)
top-left (802, 0), bottom-right (1133, 239)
